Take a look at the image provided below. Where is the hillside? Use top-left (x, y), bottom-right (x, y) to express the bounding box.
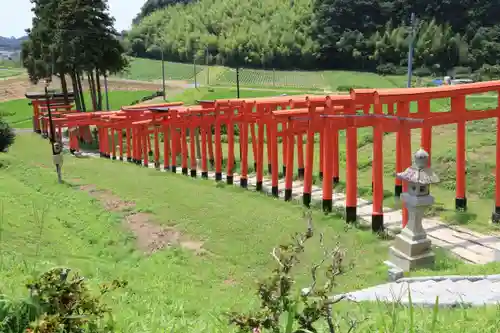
top-left (127, 0), bottom-right (500, 73)
top-left (0, 36), bottom-right (27, 50)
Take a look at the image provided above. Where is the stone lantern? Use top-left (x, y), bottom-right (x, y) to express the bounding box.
top-left (388, 149), bottom-right (439, 272)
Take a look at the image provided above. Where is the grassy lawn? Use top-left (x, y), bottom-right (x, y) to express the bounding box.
top-left (0, 90), bottom-right (156, 128)
top-left (113, 57), bottom-right (415, 91)
top-left (170, 86), bottom-right (318, 105)
top-left (2, 134), bottom-right (500, 332)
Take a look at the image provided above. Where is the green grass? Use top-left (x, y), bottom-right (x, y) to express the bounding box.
top-left (0, 90), bottom-right (156, 128)
top-left (116, 57), bottom-right (204, 81)
top-left (2, 134), bottom-right (500, 332)
top-left (170, 86), bottom-right (318, 105)
top-left (113, 57), bottom-right (413, 90)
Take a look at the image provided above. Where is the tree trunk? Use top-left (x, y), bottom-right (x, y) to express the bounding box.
top-left (70, 70), bottom-right (81, 111)
top-left (95, 68), bottom-right (103, 111)
top-left (59, 71), bottom-right (69, 104)
top-left (76, 71), bottom-right (86, 112)
top-left (88, 71), bottom-right (97, 111)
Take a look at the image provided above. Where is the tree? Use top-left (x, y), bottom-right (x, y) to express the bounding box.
top-left (0, 117), bottom-right (15, 153)
top-left (23, 0), bottom-right (128, 111)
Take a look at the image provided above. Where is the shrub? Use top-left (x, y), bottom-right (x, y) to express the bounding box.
top-left (0, 267), bottom-right (126, 333)
top-left (228, 211), bottom-right (352, 333)
top-left (413, 67), bottom-right (432, 77)
top-left (451, 66), bottom-right (472, 77)
top-left (376, 63), bottom-right (397, 75)
top-left (337, 85), bottom-right (370, 92)
top-left (0, 117), bottom-right (15, 152)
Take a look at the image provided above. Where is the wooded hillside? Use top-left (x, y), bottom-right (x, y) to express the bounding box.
top-left (126, 0), bottom-right (500, 74)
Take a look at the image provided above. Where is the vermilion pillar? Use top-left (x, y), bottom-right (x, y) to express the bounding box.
top-left (240, 107), bottom-right (249, 188)
top-left (201, 122), bottom-right (208, 179)
top-left (284, 122), bottom-right (295, 201)
top-left (227, 119), bottom-right (235, 184)
top-left (126, 128), bottom-right (132, 162)
top-left (345, 103), bottom-right (358, 223)
top-left (493, 91), bottom-right (500, 223)
top-left (419, 99), bottom-right (432, 167)
top-left (297, 134), bottom-right (305, 179)
top-left (270, 121), bottom-right (279, 198)
top-left (332, 129), bottom-right (339, 184)
top-left (322, 121), bottom-right (333, 213)
top-left (453, 95), bottom-right (467, 211)
top-left (154, 125), bottom-right (160, 169)
top-left (256, 107), bottom-right (265, 191)
top-left (371, 101), bottom-right (384, 232)
top-left (163, 125), bottom-right (170, 171)
top-left (398, 101), bottom-right (412, 228)
top-left (190, 124), bottom-right (197, 177)
top-left (302, 105), bottom-right (316, 207)
top-left (181, 127), bottom-right (189, 175)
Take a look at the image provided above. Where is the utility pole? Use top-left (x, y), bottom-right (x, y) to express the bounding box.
top-left (236, 67), bottom-right (240, 98)
top-left (193, 55), bottom-right (198, 89)
top-left (161, 48), bottom-right (166, 100)
top-left (45, 84), bottom-right (63, 184)
top-left (407, 12), bottom-right (418, 88)
top-left (104, 72), bottom-right (110, 111)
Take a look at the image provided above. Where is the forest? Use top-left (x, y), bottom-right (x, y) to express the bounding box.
top-left (126, 0), bottom-right (500, 75)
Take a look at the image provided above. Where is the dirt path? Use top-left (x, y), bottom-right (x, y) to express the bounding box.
top-left (78, 183), bottom-right (207, 256)
top-left (0, 75), bottom-right (189, 102)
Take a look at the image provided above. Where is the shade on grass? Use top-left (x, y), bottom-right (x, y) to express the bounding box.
top-left (1, 134), bottom-right (500, 332)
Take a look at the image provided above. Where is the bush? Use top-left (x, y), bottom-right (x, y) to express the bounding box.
top-left (451, 66), bottom-right (472, 77)
top-left (0, 117), bottom-right (15, 152)
top-left (0, 267), bottom-right (126, 333)
top-left (337, 85), bottom-right (371, 92)
top-left (413, 67), bottom-right (432, 77)
top-left (376, 63), bottom-right (397, 75)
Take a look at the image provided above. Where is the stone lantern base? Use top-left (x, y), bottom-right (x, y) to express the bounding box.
top-left (388, 231), bottom-right (435, 272)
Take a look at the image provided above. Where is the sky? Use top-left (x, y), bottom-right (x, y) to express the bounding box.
top-left (0, 0), bottom-right (146, 38)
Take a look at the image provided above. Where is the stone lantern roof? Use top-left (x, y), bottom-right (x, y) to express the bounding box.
top-left (396, 149), bottom-right (440, 185)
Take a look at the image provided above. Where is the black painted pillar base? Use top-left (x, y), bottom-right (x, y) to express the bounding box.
top-left (164, 166), bottom-right (170, 171)
top-left (271, 186), bottom-right (279, 198)
top-left (268, 164), bottom-right (272, 174)
top-left (215, 172), bottom-right (222, 181)
top-left (284, 188), bottom-right (292, 201)
top-left (227, 175), bottom-right (233, 185)
top-left (119, 157), bottom-right (123, 161)
top-left (298, 168), bottom-right (305, 179)
top-left (395, 184), bottom-right (403, 197)
top-left (256, 181), bottom-right (263, 191)
top-left (136, 160), bottom-right (142, 165)
top-left (282, 166), bottom-right (286, 175)
top-left (171, 166), bottom-right (177, 173)
top-left (240, 178), bottom-right (248, 188)
top-left (201, 171), bottom-right (208, 179)
top-left (322, 199), bottom-right (333, 213)
top-left (209, 158), bottom-right (215, 168)
top-left (371, 214), bottom-right (384, 233)
top-left (182, 167), bottom-right (188, 175)
top-left (127, 157), bottom-right (132, 162)
top-left (99, 152), bottom-right (104, 158)
top-left (346, 206), bottom-right (357, 223)
top-left (112, 156), bottom-right (116, 160)
top-left (190, 169), bottom-right (197, 178)
top-left (455, 197), bottom-right (467, 211)
top-left (70, 149), bottom-right (76, 155)
top-left (254, 162), bottom-right (257, 171)
top-left (333, 176), bottom-right (340, 185)
top-left (319, 172), bottom-right (323, 180)
top-left (492, 207), bottom-right (500, 224)
top-left (303, 193), bottom-right (311, 207)
top-left (35, 129), bottom-right (42, 134)
top-left (154, 161), bottom-right (160, 169)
